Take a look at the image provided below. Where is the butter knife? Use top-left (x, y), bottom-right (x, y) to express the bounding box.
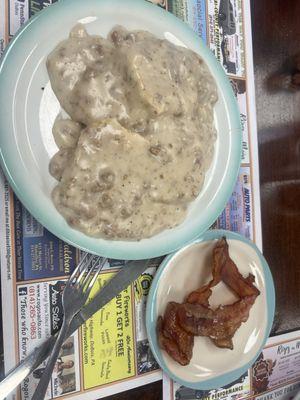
top-left (0, 257), bottom-right (162, 400)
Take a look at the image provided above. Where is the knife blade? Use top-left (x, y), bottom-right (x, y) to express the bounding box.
top-left (0, 257), bottom-right (163, 400)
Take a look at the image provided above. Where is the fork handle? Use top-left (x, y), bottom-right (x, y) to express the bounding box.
top-left (32, 317), bottom-right (70, 400)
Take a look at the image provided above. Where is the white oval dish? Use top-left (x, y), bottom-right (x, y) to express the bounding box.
top-left (146, 230), bottom-right (275, 389)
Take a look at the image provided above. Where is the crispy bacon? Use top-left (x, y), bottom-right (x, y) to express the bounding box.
top-left (186, 237), bottom-right (227, 305)
top-left (212, 338), bottom-right (234, 350)
top-left (177, 295), bottom-right (257, 339)
top-left (218, 237), bottom-right (260, 298)
top-left (157, 302), bottom-right (194, 366)
top-left (186, 286), bottom-right (212, 307)
top-left (157, 237), bottom-right (260, 364)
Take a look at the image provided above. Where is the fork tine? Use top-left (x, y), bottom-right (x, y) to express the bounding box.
top-left (82, 258), bottom-right (107, 301)
top-left (69, 253), bottom-right (88, 281)
top-left (65, 254), bottom-right (88, 288)
top-left (75, 254), bottom-right (95, 284)
top-left (81, 256), bottom-right (101, 287)
top-left (87, 258), bottom-right (106, 289)
top-left (69, 252), bottom-right (89, 283)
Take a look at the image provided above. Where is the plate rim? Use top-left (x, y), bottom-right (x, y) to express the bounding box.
top-left (0, 0), bottom-right (242, 260)
top-left (145, 229), bottom-right (276, 389)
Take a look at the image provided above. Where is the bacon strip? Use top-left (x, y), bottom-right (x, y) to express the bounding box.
top-left (157, 302), bottom-right (194, 366)
top-left (212, 338), bottom-right (234, 350)
top-left (177, 295), bottom-right (257, 339)
top-left (157, 237), bottom-right (260, 364)
top-left (186, 237), bottom-right (228, 305)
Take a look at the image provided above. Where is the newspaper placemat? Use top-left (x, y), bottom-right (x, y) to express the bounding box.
top-left (163, 331), bottom-right (300, 400)
top-left (0, 0), bottom-right (262, 399)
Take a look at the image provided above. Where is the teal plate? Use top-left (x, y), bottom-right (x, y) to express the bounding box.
top-left (0, 0), bottom-right (242, 259)
top-left (146, 230), bottom-right (275, 389)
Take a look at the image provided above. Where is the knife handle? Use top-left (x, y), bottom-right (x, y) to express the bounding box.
top-left (0, 313), bottom-right (87, 400)
top-left (0, 335), bottom-right (57, 400)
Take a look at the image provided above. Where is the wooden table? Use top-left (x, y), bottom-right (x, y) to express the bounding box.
top-left (104, 0), bottom-right (300, 398)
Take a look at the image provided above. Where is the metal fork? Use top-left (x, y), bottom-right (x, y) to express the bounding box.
top-left (32, 253), bottom-right (106, 400)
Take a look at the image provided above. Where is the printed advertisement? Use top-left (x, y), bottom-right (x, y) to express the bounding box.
top-left (167, 0), bottom-right (207, 42)
top-left (134, 269), bottom-right (160, 375)
top-left (252, 336), bottom-right (300, 395)
top-left (163, 332), bottom-right (300, 400)
top-left (230, 77), bottom-right (249, 163)
top-left (9, 0), bottom-right (29, 37)
top-left (82, 272), bottom-right (136, 389)
top-left (165, 371), bottom-right (250, 400)
top-left (81, 267), bottom-right (160, 390)
top-left (255, 382), bottom-right (300, 400)
top-left (16, 279), bottom-right (81, 399)
top-left (214, 166), bottom-right (253, 240)
top-left (13, 195), bottom-right (77, 281)
top-left (207, 0), bottom-right (245, 77)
